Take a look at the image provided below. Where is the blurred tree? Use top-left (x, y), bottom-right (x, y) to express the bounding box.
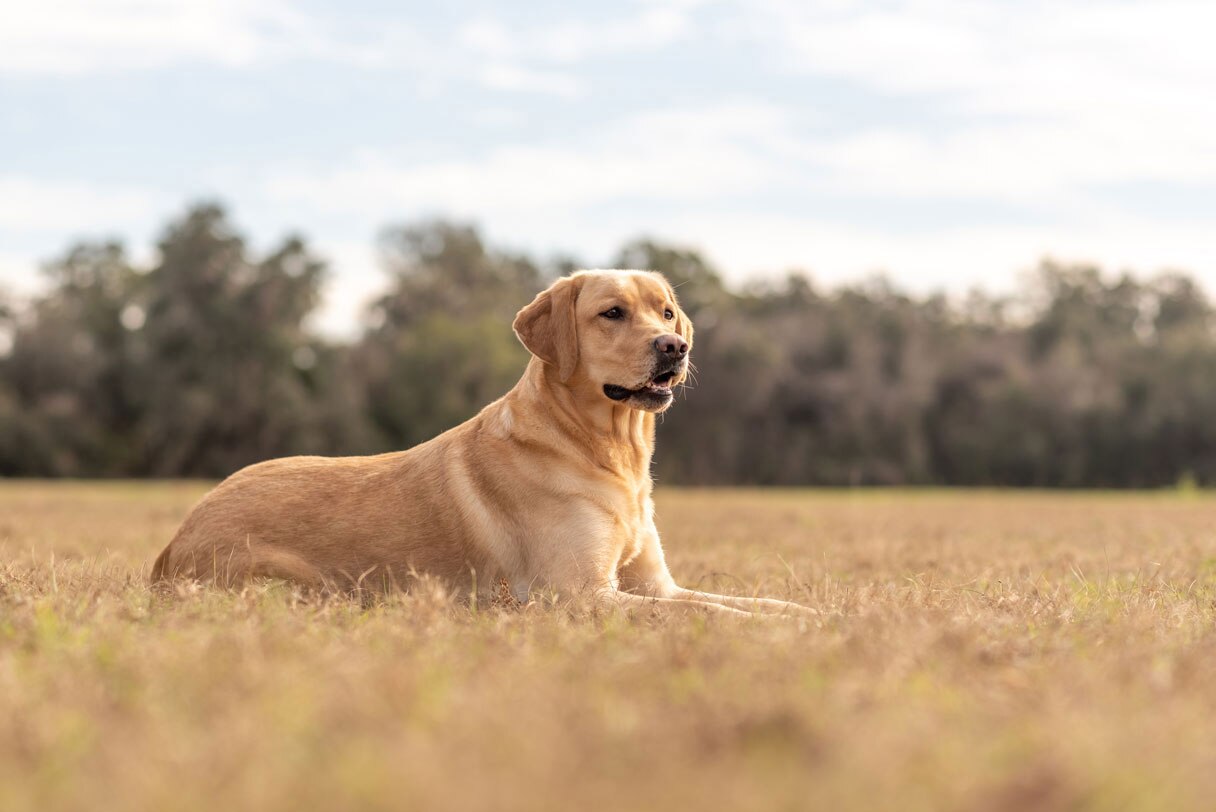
top-left (4, 209), bottom-right (1216, 488)
top-left (356, 221), bottom-right (543, 449)
top-left (1, 242), bottom-right (142, 474)
top-left (0, 204), bottom-right (366, 477)
top-left (372, 220), bottom-right (543, 327)
top-left (136, 204), bottom-right (350, 476)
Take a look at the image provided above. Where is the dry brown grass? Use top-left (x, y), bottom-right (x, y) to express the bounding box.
top-left (3, 482), bottom-right (1216, 812)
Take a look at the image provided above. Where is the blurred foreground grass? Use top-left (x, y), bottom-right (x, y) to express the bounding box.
top-left (3, 482), bottom-right (1216, 811)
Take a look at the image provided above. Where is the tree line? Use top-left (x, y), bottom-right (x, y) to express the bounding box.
top-left (2, 203), bottom-right (1214, 487)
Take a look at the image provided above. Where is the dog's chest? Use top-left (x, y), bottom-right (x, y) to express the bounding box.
top-left (611, 490), bottom-right (654, 570)
top-left (616, 528), bottom-right (644, 569)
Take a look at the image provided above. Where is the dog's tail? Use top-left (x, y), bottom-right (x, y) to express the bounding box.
top-left (150, 545), bottom-right (173, 584)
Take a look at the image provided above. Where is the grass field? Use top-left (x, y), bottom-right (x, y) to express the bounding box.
top-left (3, 482), bottom-right (1216, 811)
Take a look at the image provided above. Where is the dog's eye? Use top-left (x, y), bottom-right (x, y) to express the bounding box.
top-left (600, 307), bottom-right (624, 320)
top-left (664, 308), bottom-right (674, 320)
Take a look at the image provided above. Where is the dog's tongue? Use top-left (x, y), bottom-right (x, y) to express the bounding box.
top-left (604, 376), bottom-right (674, 400)
top-left (650, 371), bottom-right (676, 389)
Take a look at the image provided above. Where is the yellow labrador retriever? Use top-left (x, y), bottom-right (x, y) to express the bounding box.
top-left (152, 270), bottom-right (810, 617)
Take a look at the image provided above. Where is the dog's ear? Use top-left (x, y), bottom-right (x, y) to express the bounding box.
top-left (674, 302), bottom-right (694, 350)
top-left (665, 280), bottom-right (694, 350)
top-left (513, 275), bottom-right (582, 381)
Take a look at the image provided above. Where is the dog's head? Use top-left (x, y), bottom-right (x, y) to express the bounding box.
top-left (513, 270), bottom-right (694, 414)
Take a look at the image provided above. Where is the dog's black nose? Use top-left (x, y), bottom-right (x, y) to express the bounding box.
top-left (654, 334), bottom-right (689, 358)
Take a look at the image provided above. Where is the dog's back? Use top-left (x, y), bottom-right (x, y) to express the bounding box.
top-left (150, 440), bottom-right (483, 591)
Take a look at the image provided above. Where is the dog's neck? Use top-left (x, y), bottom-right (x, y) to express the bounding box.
top-left (508, 358), bottom-right (655, 480)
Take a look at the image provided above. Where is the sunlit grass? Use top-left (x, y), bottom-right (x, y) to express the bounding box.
top-left (3, 483), bottom-right (1216, 811)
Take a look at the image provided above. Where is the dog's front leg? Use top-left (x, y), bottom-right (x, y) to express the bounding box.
top-left (598, 588), bottom-right (755, 618)
top-left (618, 529), bottom-right (815, 617)
top-left (667, 588), bottom-right (816, 617)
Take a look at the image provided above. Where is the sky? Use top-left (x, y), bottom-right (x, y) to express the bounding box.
top-left (2, 0), bottom-right (1215, 336)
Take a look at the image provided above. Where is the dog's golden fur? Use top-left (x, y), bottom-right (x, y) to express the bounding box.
top-left (152, 270), bottom-right (809, 616)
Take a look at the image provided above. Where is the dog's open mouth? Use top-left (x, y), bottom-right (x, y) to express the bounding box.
top-left (603, 370), bottom-right (677, 402)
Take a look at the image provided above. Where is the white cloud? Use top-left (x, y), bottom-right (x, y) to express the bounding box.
top-left (0, 0), bottom-right (325, 75)
top-left (667, 213), bottom-right (1216, 296)
top-left (458, 6), bottom-right (691, 65)
top-left (478, 64), bottom-right (582, 98)
top-left (451, 5), bottom-right (694, 96)
top-left (0, 0), bottom-right (690, 99)
top-left (0, 177), bottom-right (159, 231)
top-left (743, 0), bottom-right (1216, 198)
top-left (263, 103), bottom-right (788, 216)
top-left (801, 123), bottom-right (1216, 207)
top-left (750, 0), bottom-right (1215, 116)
